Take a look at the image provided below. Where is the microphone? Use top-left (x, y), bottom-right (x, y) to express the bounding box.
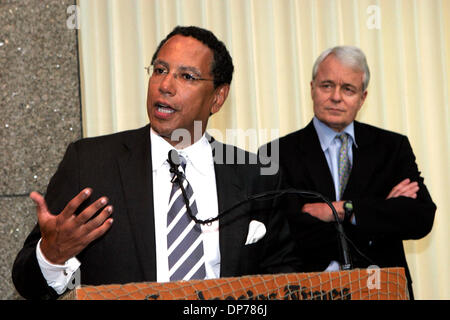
top-left (168, 149), bottom-right (184, 182)
top-left (168, 149), bottom-right (182, 167)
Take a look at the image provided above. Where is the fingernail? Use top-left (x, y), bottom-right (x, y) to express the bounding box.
top-left (100, 197), bottom-right (107, 205)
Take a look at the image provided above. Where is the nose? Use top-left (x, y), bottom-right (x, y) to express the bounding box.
top-left (330, 86), bottom-right (342, 103)
top-left (158, 72), bottom-right (176, 96)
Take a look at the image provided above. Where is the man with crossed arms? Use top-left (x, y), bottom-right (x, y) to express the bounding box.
top-left (261, 46), bottom-right (436, 299)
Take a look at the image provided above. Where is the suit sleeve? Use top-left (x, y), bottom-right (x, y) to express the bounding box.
top-left (352, 136), bottom-right (436, 240)
top-left (257, 166), bottom-right (303, 274)
top-left (12, 142), bottom-right (81, 299)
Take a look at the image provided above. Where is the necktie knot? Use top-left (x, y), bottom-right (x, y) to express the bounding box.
top-left (336, 133), bottom-right (349, 143)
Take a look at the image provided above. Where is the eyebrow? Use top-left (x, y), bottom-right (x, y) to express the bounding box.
top-left (153, 59), bottom-right (169, 68)
top-left (153, 59), bottom-right (202, 77)
top-left (319, 80), bottom-right (359, 90)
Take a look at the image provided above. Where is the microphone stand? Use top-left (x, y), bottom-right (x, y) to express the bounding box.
top-left (324, 197), bottom-right (353, 270)
top-left (231, 189), bottom-right (353, 271)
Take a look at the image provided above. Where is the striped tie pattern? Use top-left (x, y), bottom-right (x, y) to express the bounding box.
top-left (167, 156), bottom-right (206, 281)
top-left (337, 133), bottom-right (352, 199)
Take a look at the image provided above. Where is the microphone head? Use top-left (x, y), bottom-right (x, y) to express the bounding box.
top-left (168, 149), bottom-right (181, 167)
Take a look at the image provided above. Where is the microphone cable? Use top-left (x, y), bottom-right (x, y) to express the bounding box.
top-left (167, 150), bottom-right (376, 270)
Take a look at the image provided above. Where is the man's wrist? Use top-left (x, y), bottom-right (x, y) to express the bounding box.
top-left (36, 239), bottom-right (81, 295)
top-left (40, 238), bottom-right (68, 265)
top-left (332, 201), bottom-right (345, 221)
top-left (37, 239), bottom-right (76, 268)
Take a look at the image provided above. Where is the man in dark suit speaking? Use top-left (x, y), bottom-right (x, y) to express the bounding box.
top-left (12, 26), bottom-right (299, 299)
top-left (260, 46), bottom-right (436, 299)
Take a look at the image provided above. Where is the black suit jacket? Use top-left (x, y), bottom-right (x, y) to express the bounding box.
top-left (13, 124), bottom-right (299, 299)
top-left (260, 120), bottom-right (436, 298)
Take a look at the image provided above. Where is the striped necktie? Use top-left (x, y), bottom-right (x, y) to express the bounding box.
top-left (166, 155), bottom-right (206, 281)
top-left (337, 133), bottom-right (352, 200)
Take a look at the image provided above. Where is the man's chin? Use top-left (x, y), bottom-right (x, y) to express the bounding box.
top-left (150, 125), bottom-right (194, 148)
top-left (318, 118), bottom-right (347, 132)
top-left (150, 124), bottom-right (173, 139)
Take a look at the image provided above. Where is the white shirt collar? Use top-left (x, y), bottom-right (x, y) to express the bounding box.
top-left (150, 128), bottom-right (214, 175)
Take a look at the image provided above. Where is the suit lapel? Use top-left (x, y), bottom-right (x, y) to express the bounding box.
top-left (301, 120), bottom-right (377, 201)
top-left (117, 124), bottom-right (156, 280)
top-left (343, 121), bottom-right (376, 199)
top-left (300, 121), bottom-right (336, 200)
top-left (210, 139), bottom-right (249, 277)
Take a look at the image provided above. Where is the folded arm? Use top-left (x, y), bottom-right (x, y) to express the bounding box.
top-left (301, 137), bottom-right (436, 240)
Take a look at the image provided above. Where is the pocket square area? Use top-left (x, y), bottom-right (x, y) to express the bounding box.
top-left (245, 220), bottom-right (266, 245)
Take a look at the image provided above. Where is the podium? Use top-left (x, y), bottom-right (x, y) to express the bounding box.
top-left (61, 267), bottom-right (408, 300)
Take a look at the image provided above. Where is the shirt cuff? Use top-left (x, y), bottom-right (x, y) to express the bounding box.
top-left (324, 260), bottom-right (340, 272)
top-left (36, 238), bottom-right (81, 295)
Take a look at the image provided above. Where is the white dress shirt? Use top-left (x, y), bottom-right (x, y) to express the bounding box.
top-left (150, 129), bottom-right (220, 282)
top-left (36, 128), bottom-right (221, 293)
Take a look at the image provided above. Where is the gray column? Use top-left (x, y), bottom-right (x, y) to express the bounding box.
top-left (0, 0), bottom-right (81, 299)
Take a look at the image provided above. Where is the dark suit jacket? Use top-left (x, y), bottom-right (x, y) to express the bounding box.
top-left (12, 124), bottom-right (299, 299)
top-left (260, 120), bottom-right (436, 298)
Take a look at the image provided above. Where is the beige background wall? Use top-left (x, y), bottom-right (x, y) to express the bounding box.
top-left (78, 0), bottom-right (449, 299)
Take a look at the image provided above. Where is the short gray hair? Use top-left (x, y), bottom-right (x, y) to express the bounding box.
top-left (312, 46), bottom-right (370, 92)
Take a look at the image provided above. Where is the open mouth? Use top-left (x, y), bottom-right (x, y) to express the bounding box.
top-left (156, 102), bottom-right (174, 113)
top-left (154, 102), bottom-right (176, 118)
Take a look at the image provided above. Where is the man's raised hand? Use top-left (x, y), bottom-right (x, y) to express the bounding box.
top-left (30, 188), bottom-right (113, 265)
